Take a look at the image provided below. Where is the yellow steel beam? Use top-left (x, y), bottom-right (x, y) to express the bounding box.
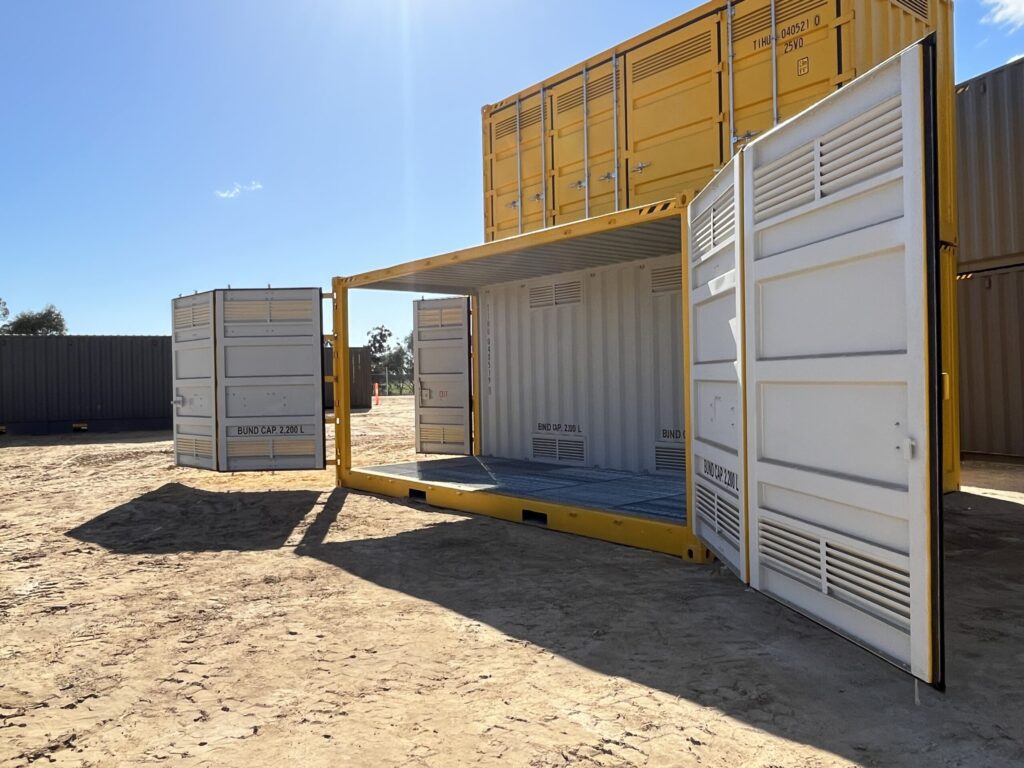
top-left (331, 279), bottom-right (352, 485)
top-left (347, 468), bottom-right (710, 561)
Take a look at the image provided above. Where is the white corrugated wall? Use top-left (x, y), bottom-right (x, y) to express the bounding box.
top-left (479, 254), bottom-right (685, 473)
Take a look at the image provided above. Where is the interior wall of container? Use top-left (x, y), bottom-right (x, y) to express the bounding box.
top-left (957, 266), bottom-right (1024, 458)
top-left (482, 0), bottom-right (954, 246)
top-left (478, 254), bottom-right (686, 475)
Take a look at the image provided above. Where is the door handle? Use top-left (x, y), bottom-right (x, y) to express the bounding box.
top-left (632, 161), bottom-right (651, 174)
top-left (171, 395), bottom-right (185, 407)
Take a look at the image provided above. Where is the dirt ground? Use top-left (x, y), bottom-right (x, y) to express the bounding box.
top-left (1, 396), bottom-right (1022, 767)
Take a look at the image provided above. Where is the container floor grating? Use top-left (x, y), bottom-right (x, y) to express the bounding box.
top-left (362, 456), bottom-right (686, 524)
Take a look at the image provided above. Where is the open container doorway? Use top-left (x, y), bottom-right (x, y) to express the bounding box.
top-left (330, 199), bottom-right (709, 560)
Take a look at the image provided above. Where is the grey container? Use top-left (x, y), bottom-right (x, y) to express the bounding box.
top-left (957, 266), bottom-right (1024, 458)
top-left (956, 57), bottom-right (1024, 273)
top-left (0, 335), bottom-right (173, 435)
top-left (323, 346), bottom-right (372, 411)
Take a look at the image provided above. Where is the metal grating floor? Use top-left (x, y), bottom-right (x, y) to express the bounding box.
top-left (363, 456), bottom-right (686, 524)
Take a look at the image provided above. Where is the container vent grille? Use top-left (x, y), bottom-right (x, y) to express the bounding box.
top-left (532, 437), bottom-right (557, 459)
top-left (758, 516), bottom-right (912, 631)
top-left (173, 304), bottom-right (211, 330)
top-left (417, 306), bottom-right (464, 328)
top-left (419, 425), bottom-right (465, 446)
top-left (695, 481), bottom-right (740, 549)
top-left (223, 300), bottom-right (313, 324)
top-left (494, 103), bottom-right (543, 140)
top-left (556, 72), bottom-right (619, 114)
top-left (651, 265), bottom-right (683, 293)
top-left (226, 438), bottom-right (316, 458)
top-left (692, 186), bottom-right (736, 261)
top-left (557, 438), bottom-right (586, 463)
top-left (733, 0), bottom-right (827, 40)
top-left (529, 280), bottom-right (583, 308)
top-left (632, 31), bottom-right (712, 82)
top-left (819, 96), bottom-right (903, 198)
top-left (753, 95), bottom-right (903, 223)
top-left (655, 444), bottom-right (686, 471)
top-left (753, 143), bottom-right (815, 222)
top-left (176, 436), bottom-right (213, 459)
top-left (891, 0), bottom-right (929, 20)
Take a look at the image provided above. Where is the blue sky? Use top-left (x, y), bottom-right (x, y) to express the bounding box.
top-left (1, 0), bottom-right (1021, 347)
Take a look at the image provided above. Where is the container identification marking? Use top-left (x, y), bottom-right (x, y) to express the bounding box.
top-left (701, 457), bottom-right (739, 492)
top-left (230, 425), bottom-right (311, 436)
top-left (537, 422), bottom-right (582, 433)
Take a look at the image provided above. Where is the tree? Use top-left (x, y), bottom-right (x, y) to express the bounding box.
top-left (0, 297), bottom-right (8, 323)
top-left (366, 325), bottom-right (392, 368)
top-left (0, 304), bottom-right (67, 336)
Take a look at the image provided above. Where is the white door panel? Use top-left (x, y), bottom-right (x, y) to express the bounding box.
top-left (688, 155), bottom-right (746, 579)
top-left (215, 289), bottom-right (325, 471)
top-left (415, 297), bottom-right (472, 455)
top-left (171, 292), bottom-right (217, 470)
top-left (741, 41), bottom-right (942, 684)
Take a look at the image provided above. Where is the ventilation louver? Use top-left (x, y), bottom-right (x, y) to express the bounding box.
top-left (655, 444), bottom-right (687, 472)
top-left (632, 32), bottom-right (712, 82)
top-left (529, 280), bottom-right (583, 308)
top-left (753, 95), bottom-right (903, 223)
top-left (758, 515), bottom-right (912, 631)
top-left (651, 265), bottom-right (683, 293)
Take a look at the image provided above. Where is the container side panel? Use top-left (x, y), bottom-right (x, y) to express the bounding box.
top-left (957, 266), bottom-right (1024, 458)
top-left (626, 17), bottom-right (720, 207)
top-left (480, 251), bottom-right (684, 479)
top-left (956, 58), bottom-right (1024, 272)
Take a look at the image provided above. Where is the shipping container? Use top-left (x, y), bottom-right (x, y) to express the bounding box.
top-left (956, 57), bottom-right (1024, 273)
top-left (332, 40), bottom-right (949, 685)
top-left (0, 335), bottom-right (172, 435)
top-left (957, 267), bottom-right (1024, 458)
top-left (481, 0), bottom-right (956, 253)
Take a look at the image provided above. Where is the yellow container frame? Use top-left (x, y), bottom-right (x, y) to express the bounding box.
top-left (331, 199), bottom-right (712, 561)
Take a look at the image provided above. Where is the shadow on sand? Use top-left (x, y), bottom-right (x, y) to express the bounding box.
top-left (70, 482), bottom-right (1024, 766)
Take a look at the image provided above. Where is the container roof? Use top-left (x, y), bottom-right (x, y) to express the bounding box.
top-left (341, 200), bottom-right (684, 294)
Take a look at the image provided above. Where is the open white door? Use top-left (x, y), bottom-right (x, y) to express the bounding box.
top-left (688, 156), bottom-right (747, 580)
top-left (741, 40), bottom-right (943, 684)
top-left (215, 288), bottom-right (325, 471)
top-left (171, 292), bottom-right (217, 469)
top-left (414, 297), bottom-right (472, 455)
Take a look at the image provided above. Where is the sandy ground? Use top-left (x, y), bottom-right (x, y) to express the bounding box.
top-left (1, 396), bottom-right (1022, 767)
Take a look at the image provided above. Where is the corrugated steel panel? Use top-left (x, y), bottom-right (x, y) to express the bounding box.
top-left (482, 0), bottom-right (955, 247)
top-left (322, 346), bottom-right (372, 410)
top-left (0, 336), bottom-right (172, 434)
top-left (479, 253), bottom-right (684, 474)
top-left (323, 346), bottom-right (372, 410)
top-left (957, 267), bottom-right (1024, 457)
top-left (956, 57), bottom-right (1024, 272)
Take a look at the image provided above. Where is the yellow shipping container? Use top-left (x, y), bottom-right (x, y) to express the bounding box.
top-left (482, 0), bottom-right (956, 249)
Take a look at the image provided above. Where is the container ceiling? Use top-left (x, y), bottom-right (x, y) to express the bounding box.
top-left (351, 215), bottom-right (682, 294)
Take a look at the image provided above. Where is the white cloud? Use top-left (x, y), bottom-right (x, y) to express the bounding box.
top-left (214, 180), bottom-right (263, 199)
top-left (983, 0), bottom-right (1024, 31)
top-left (1008, 52), bottom-right (1024, 64)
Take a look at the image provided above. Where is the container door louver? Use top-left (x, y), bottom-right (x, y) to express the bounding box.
top-left (688, 154), bottom-right (746, 579)
top-left (739, 40), bottom-right (943, 684)
top-left (414, 297), bottom-right (472, 455)
top-left (171, 292), bottom-right (217, 470)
